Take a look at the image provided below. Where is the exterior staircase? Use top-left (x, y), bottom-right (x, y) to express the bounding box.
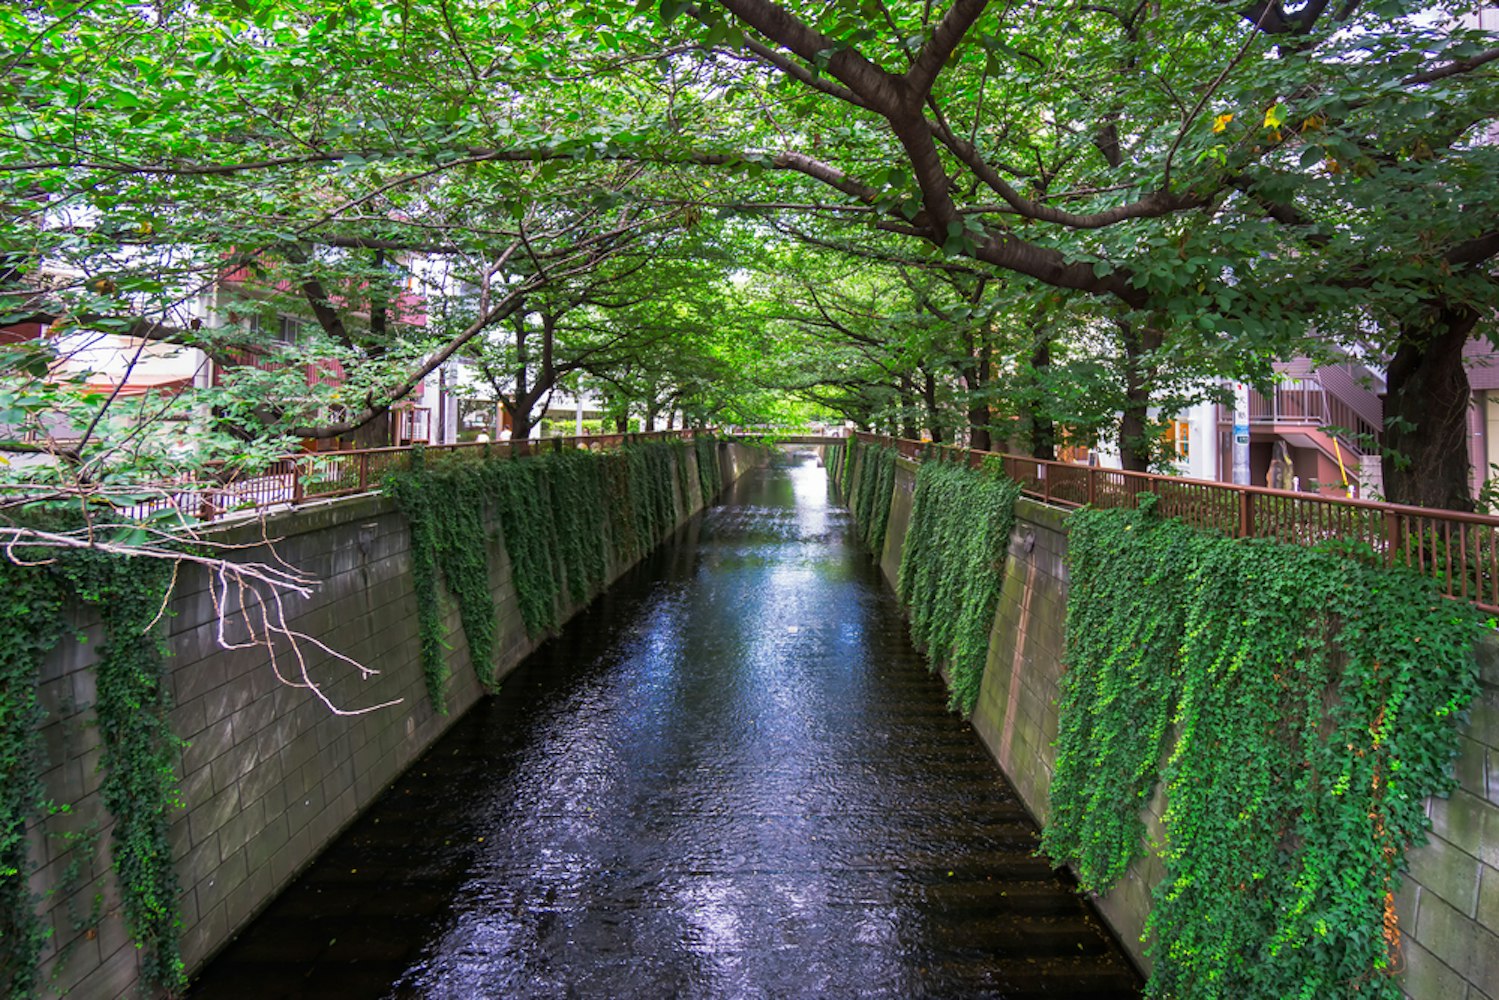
top-left (1240, 361), bottom-right (1386, 496)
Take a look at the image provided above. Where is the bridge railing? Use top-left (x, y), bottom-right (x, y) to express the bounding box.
top-left (854, 431), bottom-right (1499, 614)
top-left (120, 429), bottom-right (702, 524)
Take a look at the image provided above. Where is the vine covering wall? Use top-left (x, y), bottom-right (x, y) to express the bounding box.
top-left (827, 442), bottom-right (1021, 716)
top-left (387, 438), bottom-right (709, 713)
top-left (850, 443), bottom-right (897, 557)
top-left (1043, 500), bottom-right (1482, 999)
top-left (896, 457), bottom-right (1020, 715)
top-left (695, 436), bottom-right (723, 504)
top-left (0, 537), bottom-right (183, 997)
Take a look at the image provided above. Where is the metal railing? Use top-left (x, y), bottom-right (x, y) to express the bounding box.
top-left (856, 432), bottom-right (1499, 613)
top-left (123, 429), bottom-right (702, 524)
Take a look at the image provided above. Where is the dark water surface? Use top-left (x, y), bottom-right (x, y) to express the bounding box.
top-left (189, 454), bottom-right (1141, 998)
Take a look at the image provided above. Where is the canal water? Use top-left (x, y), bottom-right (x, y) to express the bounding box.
top-left (189, 453), bottom-right (1141, 998)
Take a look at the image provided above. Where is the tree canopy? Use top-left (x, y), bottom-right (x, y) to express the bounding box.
top-left (1, 0), bottom-right (1495, 505)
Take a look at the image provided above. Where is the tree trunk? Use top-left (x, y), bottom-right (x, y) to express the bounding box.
top-left (347, 412), bottom-right (390, 449)
top-left (898, 374), bottom-right (918, 440)
top-left (923, 370), bottom-right (943, 444)
top-left (961, 338), bottom-right (992, 451)
top-left (1383, 304), bottom-right (1479, 511)
top-left (1116, 318), bottom-right (1159, 472)
top-left (505, 396), bottom-right (539, 440)
top-left (1028, 332), bottom-right (1056, 460)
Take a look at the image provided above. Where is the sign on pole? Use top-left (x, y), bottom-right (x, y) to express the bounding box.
top-left (1232, 382), bottom-right (1251, 485)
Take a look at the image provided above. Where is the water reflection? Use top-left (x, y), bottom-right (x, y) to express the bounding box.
top-left (188, 452), bottom-right (1140, 999)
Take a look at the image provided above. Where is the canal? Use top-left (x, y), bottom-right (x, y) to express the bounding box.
top-left (188, 452), bottom-right (1141, 998)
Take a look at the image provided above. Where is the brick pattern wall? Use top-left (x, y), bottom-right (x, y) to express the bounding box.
top-left (25, 443), bottom-right (748, 999)
top-left (864, 461), bottom-right (1499, 998)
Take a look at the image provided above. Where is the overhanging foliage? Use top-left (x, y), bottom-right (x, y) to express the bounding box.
top-left (1044, 501), bottom-right (1482, 997)
top-left (897, 456), bottom-right (1021, 715)
top-left (386, 439), bottom-right (718, 711)
top-left (0, 538), bottom-right (183, 996)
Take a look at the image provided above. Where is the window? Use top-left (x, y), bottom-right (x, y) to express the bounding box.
top-left (277, 317), bottom-right (305, 345)
top-left (1162, 420), bottom-right (1190, 459)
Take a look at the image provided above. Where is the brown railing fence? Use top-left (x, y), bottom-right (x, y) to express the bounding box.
top-left (123, 429), bottom-right (701, 524)
top-left (854, 431), bottom-right (1499, 614)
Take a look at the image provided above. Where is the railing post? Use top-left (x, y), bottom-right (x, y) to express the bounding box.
top-left (1238, 490), bottom-right (1252, 538)
top-left (291, 457), bottom-right (305, 505)
top-left (1042, 464), bottom-right (1051, 503)
top-left (1086, 466), bottom-right (1096, 507)
top-left (358, 452), bottom-right (369, 491)
top-left (1384, 509), bottom-right (1401, 567)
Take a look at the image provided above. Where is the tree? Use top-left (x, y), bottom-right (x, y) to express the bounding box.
top-left (638, 0), bottom-right (1497, 501)
top-left (2, 0), bottom-right (1493, 505)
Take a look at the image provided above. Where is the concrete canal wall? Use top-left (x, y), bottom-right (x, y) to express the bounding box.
top-left (847, 449), bottom-right (1499, 1000)
top-left (26, 442), bottom-right (762, 999)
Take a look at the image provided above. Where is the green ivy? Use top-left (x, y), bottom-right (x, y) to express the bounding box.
top-left (851, 444), bottom-right (897, 556)
top-left (824, 439), bottom-right (843, 492)
top-left (0, 557), bottom-right (64, 998)
top-left (387, 439), bottom-right (704, 710)
top-left (695, 436), bottom-right (722, 503)
top-left (1044, 501), bottom-right (1482, 999)
top-left (0, 525), bottom-right (184, 996)
top-left (895, 457), bottom-right (1020, 715)
top-left (61, 553), bottom-right (185, 993)
top-left (837, 435), bottom-right (855, 497)
top-left (385, 446), bottom-right (456, 712)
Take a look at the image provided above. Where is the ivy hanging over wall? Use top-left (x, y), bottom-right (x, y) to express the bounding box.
top-left (0, 528), bottom-right (184, 997)
top-left (824, 439), bottom-right (845, 492)
top-left (627, 442), bottom-right (679, 556)
top-left (387, 439), bottom-right (707, 713)
top-left (61, 554), bottom-right (185, 994)
top-left (827, 441), bottom-right (1020, 715)
top-left (385, 447), bottom-right (459, 711)
top-left (695, 437), bottom-right (722, 504)
top-left (851, 444), bottom-right (897, 556)
top-left (837, 436), bottom-right (855, 497)
top-left (1043, 500), bottom-right (1482, 999)
top-left (0, 556), bottom-right (63, 998)
top-left (896, 457), bottom-right (1020, 715)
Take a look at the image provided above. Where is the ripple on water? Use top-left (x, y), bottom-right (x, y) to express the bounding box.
top-left (187, 454), bottom-right (1140, 999)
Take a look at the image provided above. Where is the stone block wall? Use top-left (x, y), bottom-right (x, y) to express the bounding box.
top-left (25, 442), bottom-right (752, 999)
top-left (855, 456), bottom-right (1499, 998)
top-left (1400, 644), bottom-right (1499, 999)
top-left (877, 456), bottom-right (916, 590)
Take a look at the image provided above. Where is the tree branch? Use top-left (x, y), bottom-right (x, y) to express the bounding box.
top-left (907, 0), bottom-right (990, 98)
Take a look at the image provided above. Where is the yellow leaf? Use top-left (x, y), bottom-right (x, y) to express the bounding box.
top-left (1212, 113), bottom-right (1233, 133)
top-left (1263, 103), bottom-right (1286, 130)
